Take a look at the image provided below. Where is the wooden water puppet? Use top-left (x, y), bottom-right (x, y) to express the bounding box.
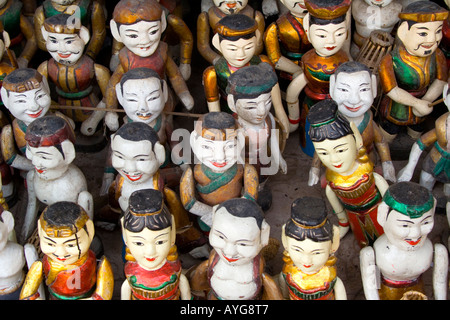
top-left (285, 0), bottom-right (351, 151)
top-left (307, 99), bottom-right (389, 248)
top-left (20, 201), bottom-right (114, 300)
top-left (197, 0), bottom-right (265, 65)
top-left (378, 1), bottom-right (449, 145)
top-left (187, 198), bottom-right (283, 300)
top-left (360, 181), bottom-right (448, 300)
top-left (120, 188), bottom-right (191, 300)
top-left (34, 0), bottom-right (106, 60)
top-left (279, 196), bottom-right (346, 300)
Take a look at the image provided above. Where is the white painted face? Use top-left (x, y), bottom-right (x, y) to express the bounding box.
top-left (234, 92), bottom-right (272, 125)
top-left (383, 209), bottom-right (434, 251)
top-left (331, 71), bottom-right (375, 118)
top-left (39, 225), bottom-right (93, 265)
top-left (0, 0), bottom-right (7, 8)
top-left (398, 20), bottom-right (443, 57)
top-left (118, 77), bottom-right (166, 124)
top-left (364, 0), bottom-right (393, 7)
top-left (118, 20), bottom-right (163, 57)
top-left (2, 82), bottom-right (51, 126)
top-left (26, 145), bottom-right (71, 181)
top-left (209, 206), bottom-right (263, 266)
top-left (123, 226), bottom-right (173, 270)
top-left (213, 0), bottom-right (248, 14)
top-left (313, 135), bottom-right (357, 175)
top-left (191, 132), bottom-right (238, 172)
top-left (280, 0), bottom-right (308, 16)
top-left (284, 236), bottom-right (333, 274)
top-left (217, 37), bottom-right (258, 68)
top-left (111, 135), bottom-right (161, 184)
top-left (45, 32), bottom-right (86, 66)
top-left (308, 21), bottom-right (347, 56)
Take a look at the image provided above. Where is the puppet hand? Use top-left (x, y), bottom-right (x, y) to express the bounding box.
top-left (412, 99), bottom-right (433, 117)
top-left (179, 63), bottom-right (191, 81)
top-left (381, 161), bottom-right (396, 183)
top-left (308, 167), bottom-right (320, 186)
top-left (179, 91), bottom-right (194, 110)
top-left (105, 112), bottom-right (119, 131)
top-left (397, 165), bottom-right (414, 182)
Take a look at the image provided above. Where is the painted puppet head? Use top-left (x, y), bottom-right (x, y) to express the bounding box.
top-left (38, 201), bottom-right (95, 265)
top-left (226, 62), bottom-right (278, 126)
top-left (41, 13), bottom-right (91, 66)
top-left (116, 67), bottom-right (168, 125)
top-left (190, 112), bottom-right (241, 173)
top-left (121, 188), bottom-right (177, 270)
top-left (111, 122), bottom-right (166, 184)
top-left (282, 196), bottom-right (339, 274)
top-left (1, 68), bottom-right (52, 125)
top-left (25, 115), bottom-right (76, 181)
top-left (110, 0), bottom-right (167, 58)
top-left (329, 61), bottom-right (378, 119)
top-left (397, 1), bottom-right (448, 57)
top-left (212, 14), bottom-right (260, 68)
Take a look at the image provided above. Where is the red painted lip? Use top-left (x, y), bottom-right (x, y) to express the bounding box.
top-left (58, 53), bottom-right (71, 58)
top-left (326, 46), bottom-right (336, 51)
top-left (27, 109), bottom-right (43, 118)
top-left (227, 3), bottom-right (236, 8)
top-left (345, 105), bottom-right (362, 112)
top-left (334, 164), bottom-right (342, 168)
top-left (212, 162), bottom-right (227, 168)
top-left (406, 238), bottom-right (421, 246)
top-left (421, 44), bottom-right (434, 49)
top-left (298, 4), bottom-right (306, 9)
top-left (146, 257), bottom-right (156, 262)
top-left (303, 264), bottom-right (312, 268)
top-left (125, 173), bottom-right (142, 181)
top-left (56, 257), bottom-right (66, 262)
top-left (223, 254), bottom-right (239, 263)
top-left (36, 168), bottom-right (45, 174)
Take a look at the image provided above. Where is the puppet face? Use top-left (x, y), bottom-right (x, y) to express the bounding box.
top-left (280, 0), bottom-right (308, 16)
top-left (39, 225), bottom-right (93, 265)
top-left (284, 236), bottom-right (333, 274)
top-left (308, 20), bottom-right (347, 57)
top-left (209, 206), bottom-right (264, 266)
top-left (233, 92), bottom-right (272, 125)
top-left (26, 143), bottom-right (73, 181)
top-left (111, 135), bottom-right (162, 184)
top-left (313, 135), bottom-right (357, 175)
top-left (213, 0), bottom-right (248, 14)
top-left (398, 20), bottom-right (443, 57)
top-left (118, 20), bottom-right (163, 57)
top-left (117, 77), bottom-right (166, 125)
top-left (123, 226), bottom-right (173, 270)
top-left (45, 32), bottom-right (86, 66)
top-left (2, 82), bottom-right (51, 125)
top-left (382, 208), bottom-right (434, 251)
top-left (331, 71), bottom-right (376, 118)
top-left (191, 132), bottom-right (238, 172)
top-left (217, 37), bottom-right (258, 68)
